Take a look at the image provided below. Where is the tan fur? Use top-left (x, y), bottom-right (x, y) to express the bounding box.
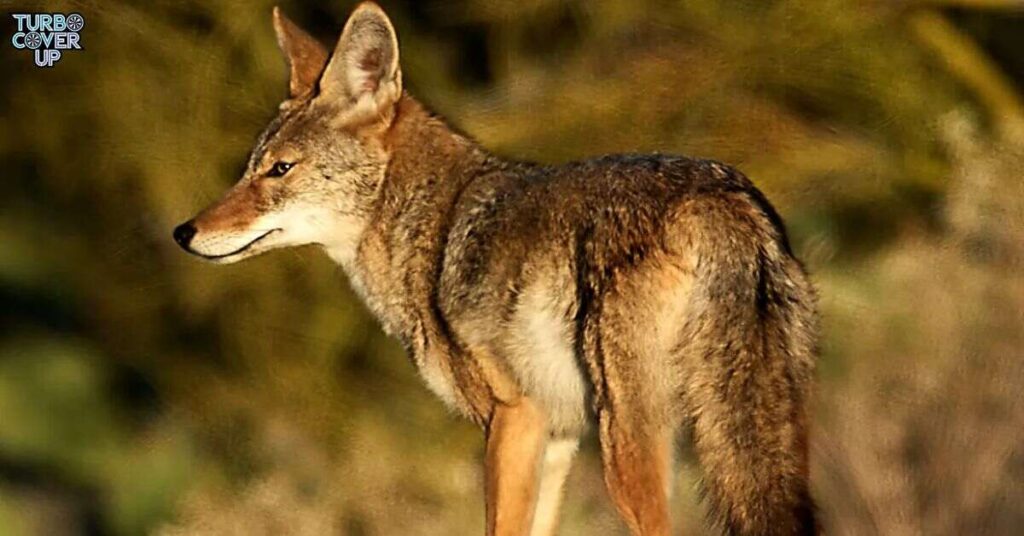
top-left (272, 6), bottom-right (328, 99)
top-left (599, 411), bottom-right (673, 536)
top-left (486, 399), bottom-right (549, 536)
top-left (174, 4), bottom-right (820, 535)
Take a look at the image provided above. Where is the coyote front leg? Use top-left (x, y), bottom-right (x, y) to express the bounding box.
top-left (485, 398), bottom-right (548, 536)
top-left (529, 437), bottom-right (579, 536)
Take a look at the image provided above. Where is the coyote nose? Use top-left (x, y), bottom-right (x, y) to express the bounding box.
top-left (173, 221), bottom-right (197, 249)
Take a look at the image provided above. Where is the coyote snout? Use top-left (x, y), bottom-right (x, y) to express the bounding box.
top-left (172, 179), bottom-right (287, 263)
top-left (172, 217), bottom-right (280, 262)
top-left (174, 3), bottom-right (821, 535)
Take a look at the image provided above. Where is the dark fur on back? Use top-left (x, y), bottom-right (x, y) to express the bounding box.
top-left (355, 98), bottom-right (820, 535)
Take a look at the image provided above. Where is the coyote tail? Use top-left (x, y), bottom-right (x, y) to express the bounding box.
top-left (680, 192), bottom-right (820, 536)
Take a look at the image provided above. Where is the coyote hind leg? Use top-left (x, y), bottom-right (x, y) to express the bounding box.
top-left (597, 405), bottom-right (673, 536)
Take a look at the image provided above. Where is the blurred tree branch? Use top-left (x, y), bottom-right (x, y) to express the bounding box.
top-left (909, 9), bottom-right (1024, 137)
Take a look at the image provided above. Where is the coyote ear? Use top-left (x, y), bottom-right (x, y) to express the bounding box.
top-left (318, 2), bottom-right (402, 121)
top-left (273, 6), bottom-right (329, 99)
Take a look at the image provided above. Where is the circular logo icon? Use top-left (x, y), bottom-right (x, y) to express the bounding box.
top-left (24, 32), bottom-right (42, 49)
top-left (67, 13), bottom-right (85, 32)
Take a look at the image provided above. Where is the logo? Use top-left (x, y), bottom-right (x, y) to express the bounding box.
top-left (10, 13), bottom-right (83, 67)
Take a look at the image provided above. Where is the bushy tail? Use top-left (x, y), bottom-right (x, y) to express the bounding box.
top-left (679, 199), bottom-right (820, 536)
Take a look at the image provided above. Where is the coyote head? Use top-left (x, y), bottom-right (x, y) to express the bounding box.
top-left (173, 2), bottom-right (401, 266)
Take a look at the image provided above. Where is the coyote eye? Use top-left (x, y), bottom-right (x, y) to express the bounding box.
top-left (267, 161), bottom-right (294, 178)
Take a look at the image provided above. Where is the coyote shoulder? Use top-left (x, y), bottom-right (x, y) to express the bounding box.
top-left (174, 3), bottom-right (819, 535)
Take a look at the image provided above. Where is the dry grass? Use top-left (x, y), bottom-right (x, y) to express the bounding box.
top-left (813, 116), bottom-right (1024, 536)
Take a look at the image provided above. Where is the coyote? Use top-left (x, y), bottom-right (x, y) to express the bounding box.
top-left (173, 3), bottom-right (819, 535)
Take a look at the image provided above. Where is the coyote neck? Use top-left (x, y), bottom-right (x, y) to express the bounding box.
top-left (332, 96), bottom-right (484, 396)
top-left (336, 95), bottom-right (501, 419)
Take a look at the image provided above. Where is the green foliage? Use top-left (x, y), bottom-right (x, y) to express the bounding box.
top-left (0, 338), bottom-right (195, 535)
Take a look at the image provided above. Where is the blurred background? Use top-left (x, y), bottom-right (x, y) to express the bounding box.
top-left (1, 0), bottom-right (1022, 534)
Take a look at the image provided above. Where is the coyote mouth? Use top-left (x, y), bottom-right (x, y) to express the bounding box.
top-left (196, 229), bottom-right (281, 260)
